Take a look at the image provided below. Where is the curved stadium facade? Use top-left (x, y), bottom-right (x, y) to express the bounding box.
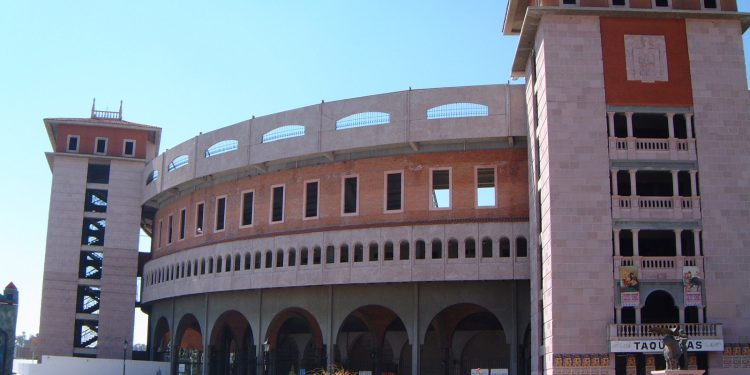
top-left (141, 85), bottom-right (531, 375)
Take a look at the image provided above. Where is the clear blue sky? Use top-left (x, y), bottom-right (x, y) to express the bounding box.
top-left (1, 1), bottom-right (749, 346)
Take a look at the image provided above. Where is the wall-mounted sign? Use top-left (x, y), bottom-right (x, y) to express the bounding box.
top-left (619, 265), bottom-right (640, 307)
top-left (610, 339), bottom-right (723, 353)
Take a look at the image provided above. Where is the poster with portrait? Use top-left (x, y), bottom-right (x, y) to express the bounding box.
top-left (683, 266), bottom-right (703, 306)
top-left (619, 265), bottom-right (640, 307)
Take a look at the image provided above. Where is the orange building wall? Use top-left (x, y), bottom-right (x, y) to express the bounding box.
top-left (55, 124), bottom-right (150, 159)
top-left (152, 149), bottom-right (529, 258)
top-left (600, 17), bottom-right (693, 107)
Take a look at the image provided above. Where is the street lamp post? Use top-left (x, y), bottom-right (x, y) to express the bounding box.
top-left (123, 340), bottom-right (128, 375)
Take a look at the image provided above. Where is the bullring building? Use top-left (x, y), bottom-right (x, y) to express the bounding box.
top-left (38, 1), bottom-right (750, 375)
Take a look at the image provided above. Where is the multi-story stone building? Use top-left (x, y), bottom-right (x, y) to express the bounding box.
top-left (37, 1), bottom-right (750, 375)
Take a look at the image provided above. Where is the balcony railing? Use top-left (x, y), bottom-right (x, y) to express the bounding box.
top-left (609, 323), bottom-right (722, 340)
top-left (612, 195), bottom-right (701, 220)
top-left (609, 137), bottom-right (696, 161)
top-left (614, 256), bottom-right (703, 281)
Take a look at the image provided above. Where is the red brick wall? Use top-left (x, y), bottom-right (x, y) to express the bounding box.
top-left (152, 149), bottom-right (529, 258)
top-left (55, 124), bottom-right (150, 159)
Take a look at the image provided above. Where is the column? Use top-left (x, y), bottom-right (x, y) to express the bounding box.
top-left (632, 230), bottom-right (640, 257)
top-left (629, 170), bottom-right (637, 209)
top-left (679, 308), bottom-right (685, 324)
top-left (686, 113), bottom-right (694, 138)
top-left (635, 307), bottom-right (641, 324)
top-left (607, 112), bottom-right (615, 136)
top-left (666, 113), bottom-right (675, 138)
top-left (671, 170), bottom-right (680, 214)
top-left (614, 230), bottom-right (621, 256)
top-left (693, 229), bottom-right (702, 256)
top-left (689, 170), bottom-right (698, 197)
top-left (675, 229), bottom-right (683, 257)
top-left (625, 112), bottom-right (634, 137)
top-left (611, 170), bottom-right (619, 196)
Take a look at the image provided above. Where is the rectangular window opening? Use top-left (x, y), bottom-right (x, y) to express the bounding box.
top-left (477, 167), bottom-right (496, 207)
top-left (123, 140), bottom-right (136, 157)
top-left (304, 181), bottom-right (319, 218)
top-left (343, 176), bottom-right (358, 214)
top-left (179, 208), bottom-right (186, 240)
top-left (654, 0), bottom-right (669, 7)
top-left (95, 137), bottom-right (108, 154)
top-left (386, 172), bottom-right (402, 211)
top-left (86, 164), bottom-right (110, 184)
top-left (167, 215), bottom-right (173, 244)
top-left (703, 0), bottom-right (717, 8)
top-left (241, 191), bottom-right (254, 226)
top-left (196, 202), bottom-right (205, 235)
top-left (84, 189), bottom-right (108, 213)
top-left (67, 135), bottom-right (80, 152)
top-left (215, 197), bottom-right (226, 231)
top-left (271, 185), bottom-right (285, 223)
top-left (431, 169), bottom-right (451, 209)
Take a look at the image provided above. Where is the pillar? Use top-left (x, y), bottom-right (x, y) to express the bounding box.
top-left (632, 230), bottom-right (640, 256)
top-left (607, 112), bottom-right (616, 137)
top-left (675, 229), bottom-right (683, 257)
top-left (611, 170), bottom-right (619, 196)
top-left (625, 112), bottom-right (634, 137)
top-left (614, 230), bottom-right (621, 256)
top-left (667, 113), bottom-right (675, 138)
top-left (686, 113), bottom-right (694, 138)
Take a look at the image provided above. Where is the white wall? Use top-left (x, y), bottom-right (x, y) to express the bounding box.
top-left (16, 356), bottom-right (170, 375)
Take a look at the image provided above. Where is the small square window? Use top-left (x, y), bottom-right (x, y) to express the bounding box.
top-left (123, 139), bottom-right (136, 157)
top-left (562, 0), bottom-right (577, 4)
top-left (702, 0), bottom-right (717, 9)
top-left (612, 0), bottom-right (626, 5)
top-left (654, 0), bottom-right (669, 7)
top-left (67, 135), bottom-right (80, 152)
top-left (95, 137), bottom-right (108, 154)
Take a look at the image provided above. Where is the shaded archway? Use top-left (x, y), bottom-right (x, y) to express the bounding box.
top-left (335, 305), bottom-right (410, 375)
top-left (153, 317), bottom-right (171, 362)
top-left (209, 310), bottom-right (255, 375)
top-left (422, 304), bottom-right (508, 375)
top-left (265, 308), bottom-right (325, 375)
top-left (642, 290), bottom-right (679, 323)
top-left (175, 314), bottom-right (204, 375)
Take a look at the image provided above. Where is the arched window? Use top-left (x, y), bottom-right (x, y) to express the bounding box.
top-left (400, 240), bottom-right (410, 260)
top-left (216, 257), bottom-right (223, 273)
top-left (465, 238), bottom-right (476, 258)
top-left (276, 249), bottom-right (284, 268)
top-left (642, 290), bottom-right (679, 324)
top-left (265, 250), bottom-right (273, 269)
top-left (288, 248), bottom-right (296, 267)
top-left (205, 140), bottom-right (238, 157)
top-left (369, 242), bottom-right (379, 262)
top-left (313, 246), bottom-right (322, 265)
top-left (193, 260), bottom-right (198, 276)
top-left (208, 258), bottom-right (214, 273)
top-left (167, 155), bottom-right (189, 172)
top-left (244, 252), bottom-right (252, 270)
top-left (481, 237), bottom-right (493, 258)
top-left (336, 112), bottom-right (390, 130)
top-left (499, 237), bottom-right (511, 258)
top-left (384, 241), bottom-right (394, 261)
top-left (516, 236), bottom-right (528, 257)
top-left (254, 252), bottom-right (262, 269)
top-left (262, 125), bottom-right (305, 143)
top-left (340, 244), bottom-right (349, 263)
top-left (426, 102), bottom-right (489, 120)
top-left (187, 262), bottom-right (192, 277)
top-left (326, 245), bottom-right (335, 264)
top-left (447, 238), bottom-right (459, 259)
top-left (201, 259), bottom-right (206, 274)
top-left (300, 247), bottom-right (309, 266)
top-left (431, 239), bottom-right (442, 259)
top-left (354, 243), bottom-right (364, 262)
top-left (226, 255), bottom-right (232, 272)
top-left (416, 240), bottom-right (426, 260)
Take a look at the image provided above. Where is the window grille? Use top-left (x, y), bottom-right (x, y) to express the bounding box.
top-left (426, 102), bottom-right (489, 120)
top-left (336, 112), bottom-right (390, 130)
top-left (262, 125), bottom-right (305, 143)
top-left (205, 140), bottom-right (238, 157)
